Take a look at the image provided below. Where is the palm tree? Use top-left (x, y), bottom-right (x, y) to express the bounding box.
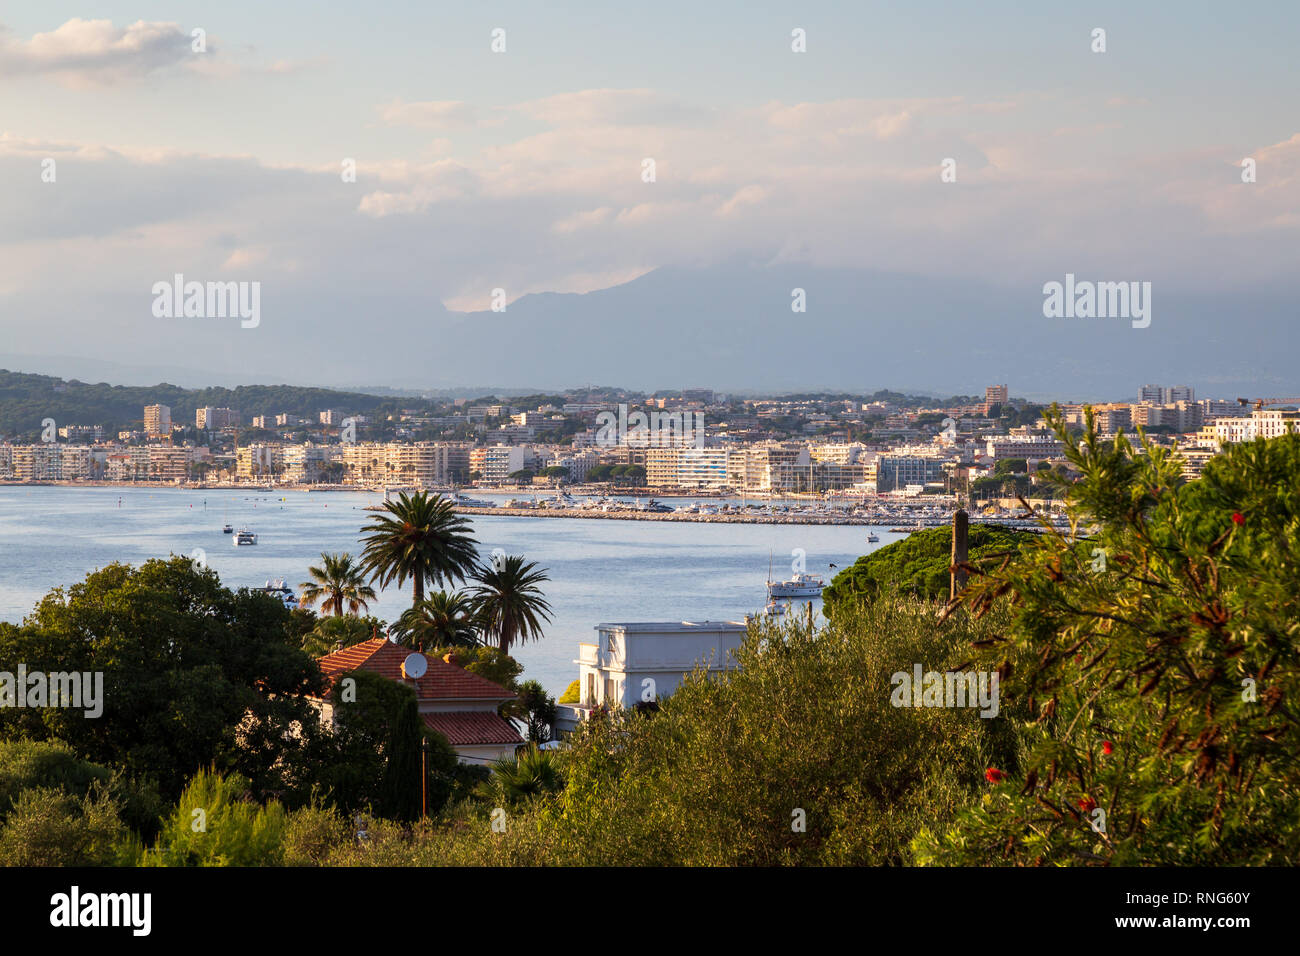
top-left (469, 555), bottom-right (553, 655)
top-left (359, 491), bottom-right (479, 605)
top-left (474, 745), bottom-right (564, 807)
top-left (299, 552), bottom-right (377, 616)
top-left (391, 591), bottom-right (480, 649)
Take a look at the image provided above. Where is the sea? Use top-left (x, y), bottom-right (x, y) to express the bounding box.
top-left (0, 486), bottom-right (898, 696)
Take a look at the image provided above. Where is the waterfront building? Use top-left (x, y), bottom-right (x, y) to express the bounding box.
top-left (554, 621), bottom-right (748, 737)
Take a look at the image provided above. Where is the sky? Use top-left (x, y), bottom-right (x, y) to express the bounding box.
top-left (0, 2), bottom-right (1297, 392)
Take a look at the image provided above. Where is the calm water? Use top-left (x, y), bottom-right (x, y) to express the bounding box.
top-left (0, 486), bottom-right (898, 696)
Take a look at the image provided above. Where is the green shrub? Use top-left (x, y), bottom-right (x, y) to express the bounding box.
top-left (914, 411), bottom-right (1300, 865)
top-left (0, 784), bottom-right (134, 866)
top-left (142, 768), bottom-right (286, 866)
top-left (823, 523), bottom-right (1034, 609)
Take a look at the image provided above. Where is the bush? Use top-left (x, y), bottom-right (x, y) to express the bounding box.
top-left (823, 524), bottom-right (1034, 609)
top-left (914, 411), bottom-right (1300, 865)
top-left (282, 804), bottom-right (352, 866)
top-left (142, 768), bottom-right (286, 866)
top-left (0, 784), bottom-right (134, 866)
top-left (311, 596), bottom-right (1019, 865)
top-left (558, 680), bottom-right (580, 704)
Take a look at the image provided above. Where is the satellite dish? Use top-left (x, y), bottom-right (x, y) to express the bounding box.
top-left (402, 653), bottom-right (427, 680)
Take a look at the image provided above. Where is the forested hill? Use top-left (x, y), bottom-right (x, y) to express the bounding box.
top-left (0, 369), bottom-right (425, 437)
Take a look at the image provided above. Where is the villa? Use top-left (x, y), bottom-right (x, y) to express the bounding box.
top-left (554, 620), bottom-right (748, 736)
top-left (313, 637), bottom-right (523, 765)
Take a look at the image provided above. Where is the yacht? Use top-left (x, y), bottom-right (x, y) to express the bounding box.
top-left (253, 579), bottom-right (297, 608)
top-left (222, 524), bottom-right (234, 534)
top-left (866, 532), bottom-right (879, 543)
top-left (767, 572), bottom-right (825, 598)
top-left (233, 529), bottom-right (257, 546)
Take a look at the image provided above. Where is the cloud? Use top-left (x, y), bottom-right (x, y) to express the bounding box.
top-left (0, 19), bottom-right (196, 86)
top-left (377, 99), bottom-right (478, 128)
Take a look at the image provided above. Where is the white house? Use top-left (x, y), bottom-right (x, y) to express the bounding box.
top-left (554, 620), bottom-right (749, 736)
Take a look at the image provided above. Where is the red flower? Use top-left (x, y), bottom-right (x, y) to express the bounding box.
top-left (985, 768), bottom-right (1006, 783)
top-left (1232, 512), bottom-right (1245, 526)
top-left (1102, 740), bottom-right (1114, 755)
top-left (1078, 796), bottom-right (1097, 813)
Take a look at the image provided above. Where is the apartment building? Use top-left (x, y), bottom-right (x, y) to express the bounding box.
top-left (469, 445), bottom-right (536, 483)
top-left (282, 444), bottom-right (339, 483)
top-left (196, 407), bottom-right (240, 430)
top-left (726, 443), bottom-right (810, 494)
top-left (6, 444), bottom-right (95, 480)
top-left (103, 445), bottom-right (201, 481)
top-left (1209, 409), bottom-right (1300, 446)
top-left (143, 404), bottom-right (171, 438)
top-left (57, 425), bottom-right (104, 441)
top-left (875, 454), bottom-right (948, 492)
top-left (983, 385), bottom-right (1009, 414)
top-left (339, 442), bottom-right (467, 486)
top-left (985, 436), bottom-right (1066, 460)
top-left (644, 447), bottom-right (730, 490)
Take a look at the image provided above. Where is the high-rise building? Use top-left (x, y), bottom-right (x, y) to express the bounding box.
top-left (983, 385), bottom-right (1008, 414)
top-left (144, 404), bottom-right (171, 438)
top-left (1167, 385), bottom-right (1195, 403)
top-left (196, 407), bottom-right (240, 430)
top-left (1138, 385), bottom-right (1165, 404)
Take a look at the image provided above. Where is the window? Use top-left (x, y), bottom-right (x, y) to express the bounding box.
top-left (585, 673), bottom-right (595, 706)
top-left (604, 677), bottom-right (617, 705)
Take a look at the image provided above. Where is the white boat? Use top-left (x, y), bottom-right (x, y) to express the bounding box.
top-left (222, 524), bottom-right (234, 534)
top-left (233, 529), bottom-right (257, 546)
top-left (866, 532), bottom-right (879, 542)
top-left (767, 572), bottom-right (825, 598)
top-left (253, 579), bottom-right (296, 608)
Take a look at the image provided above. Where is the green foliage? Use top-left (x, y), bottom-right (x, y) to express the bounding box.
top-left (299, 552), bottom-right (376, 617)
top-left (301, 671), bottom-right (459, 820)
top-left (0, 739), bottom-right (162, 841)
top-left (142, 769), bottom-right (286, 866)
top-left (512, 680), bottom-right (557, 743)
top-left (0, 368), bottom-right (412, 438)
top-left (281, 803), bottom-right (352, 866)
top-left (359, 491), bottom-right (480, 605)
top-left (468, 555), bottom-right (553, 655)
top-left (823, 524), bottom-right (1034, 609)
top-left (431, 646), bottom-right (523, 694)
top-left (473, 745), bottom-right (565, 808)
top-left (300, 614), bottom-right (385, 658)
top-left (558, 680), bottom-right (580, 704)
top-left (304, 598), bottom-right (1019, 865)
top-left (0, 557), bottom-right (327, 800)
top-left (914, 409), bottom-right (1300, 865)
top-left (994, 458), bottom-right (1027, 475)
top-left (391, 591), bottom-right (479, 650)
top-left (0, 784), bottom-right (134, 866)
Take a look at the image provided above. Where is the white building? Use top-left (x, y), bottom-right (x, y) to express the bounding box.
top-left (554, 620), bottom-right (748, 736)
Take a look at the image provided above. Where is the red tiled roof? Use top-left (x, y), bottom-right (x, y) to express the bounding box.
top-left (422, 711), bottom-right (523, 747)
top-left (316, 638), bottom-right (516, 703)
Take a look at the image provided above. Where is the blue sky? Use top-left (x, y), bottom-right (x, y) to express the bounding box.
top-left (0, 3), bottom-right (1297, 389)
